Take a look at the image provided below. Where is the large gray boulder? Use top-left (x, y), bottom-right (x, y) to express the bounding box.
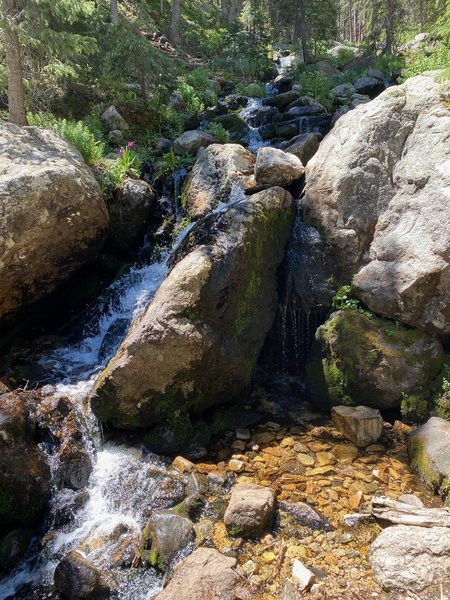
top-left (303, 72), bottom-right (450, 334)
top-left (183, 144), bottom-right (255, 219)
top-left (0, 122), bottom-right (108, 318)
top-left (173, 130), bottom-right (214, 155)
top-left (255, 147), bottom-right (304, 187)
top-left (152, 548), bottom-right (249, 600)
top-left (54, 550), bottom-right (110, 599)
top-left (409, 417), bottom-right (450, 499)
top-left (369, 525), bottom-right (450, 593)
top-left (285, 133), bottom-right (320, 165)
top-left (91, 187), bottom-right (295, 428)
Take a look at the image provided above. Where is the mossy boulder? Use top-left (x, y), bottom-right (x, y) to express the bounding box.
top-left (306, 310), bottom-right (444, 410)
top-left (140, 511), bottom-right (194, 570)
top-left (91, 187), bottom-right (295, 429)
top-left (143, 413), bottom-right (194, 454)
top-left (408, 417), bottom-right (450, 502)
top-left (210, 113), bottom-right (250, 141)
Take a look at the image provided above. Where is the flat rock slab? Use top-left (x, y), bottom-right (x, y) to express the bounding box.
top-left (224, 483), bottom-right (276, 537)
top-left (409, 416), bottom-right (450, 497)
top-left (369, 524), bottom-right (450, 592)
top-left (153, 548), bottom-right (249, 600)
top-left (332, 405), bottom-right (383, 447)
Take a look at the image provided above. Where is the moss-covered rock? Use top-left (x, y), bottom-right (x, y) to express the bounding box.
top-left (210, 113), bottom-right (250, 141)
top-left (140, 511), bottom-right (194, 570)
top-left (408, 417), bottom-right (450, 501)
top-left (143, 413), bottom-right (194, 454)
top-left (306, 310), bottom-right (444, 410)
top-left (91, 187), bottom-right (294, 429)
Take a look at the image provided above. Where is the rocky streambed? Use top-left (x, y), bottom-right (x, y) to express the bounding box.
top-left (1, 64), bottom-right (450, 600)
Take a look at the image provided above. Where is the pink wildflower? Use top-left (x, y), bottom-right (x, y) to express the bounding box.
top-left (127, 141), bottom-right (136, 149)
top-left (118, 147), bottom-right (125, 157)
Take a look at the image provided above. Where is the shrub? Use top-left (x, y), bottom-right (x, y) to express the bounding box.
top-left (332, 47), bottom-right (356, 68)
top-left (28, 113), bottom-right (105, 166)
top-left (401, 43), bottom-right (450, 80)
top-left (237, 82), bottom-right (267, 98)
top-left (376, 54), bottom-right (405, 78)
top-left (203, 122), bottom-right (230, 143)
top-left (293, 69), bottom-right (333, 110)
top-left (155, 149), bottom-right (196, 177)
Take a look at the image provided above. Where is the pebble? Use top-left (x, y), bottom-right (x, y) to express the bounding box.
top-left (297, 453), bottom-right (315, 467)
top-left (228, 459), bottom-right (244, 472)
top-left (236, 428), bottom-right (251, 440)
top-left (292, 559), bottom-right (316, 590)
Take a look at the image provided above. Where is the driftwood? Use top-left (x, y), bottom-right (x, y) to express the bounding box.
top-left (370, 496), bottom-right (450, 527)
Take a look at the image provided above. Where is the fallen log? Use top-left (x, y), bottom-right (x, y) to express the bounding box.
top-left (370, 496), bottom-right (450, 527)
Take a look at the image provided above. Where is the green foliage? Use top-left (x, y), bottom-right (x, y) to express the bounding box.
top-left (401, 43), bottom-right (450, 80)
top-left (292, 68), bottom-right (333, 109)
top-left (332, 285), bottom-right (373, 317)
top-left (155, 149), bottom-right (196, 177)
top-left (27, 112), bottom-right (105, 165)
top-left (376, 53), bottom-right (405, 78)
top-left (332, 47), bottom-right (356, 67)
top-left (203, 122), bottom-right (230, 143)
top-left (401, 393), bottom-right (429, 423)
top-left (237, 81), bottom-right (267, 97)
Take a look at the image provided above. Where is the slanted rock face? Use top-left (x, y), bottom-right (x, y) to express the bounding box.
top-left (331, 405), bottom-right (383, 447)
top-left (101, 106), bottom-right (129, 132)
top-left (255, 147), bottom-right (304, 187)
top-left (303, 72), bottom-right (450, 334)
top-left (285, 133), bottom-right (320, 165)
top-left (0, 122), bottom-right (108, 319)
top-left (224, 483), bottom-right (276, 537)
top-left (369, 525), bottom-right (450, 593)
top-left (90, 187), bottom-right (295, 428)
top-left (306, 310), bottom-right (444, 410)
top-left (183, 144), bottom-right (255, 219)
top-left (153, 548), bottom-right (249, 600)
top-left (408, 417), bottom-right (450, 500)
top-left (0, 391), bottom-right (51, 526)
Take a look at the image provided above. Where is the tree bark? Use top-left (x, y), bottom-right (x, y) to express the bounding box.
top-left (169, 0), bottom-right (181, 46)
top-left (1, 0), bottom-right (28, 126)
top-left (384, 0), bottom-right (394, 54)
top-left (297, 0), bottom-right (308, 64)
top-left (111, 0), bottom-right (118, 25)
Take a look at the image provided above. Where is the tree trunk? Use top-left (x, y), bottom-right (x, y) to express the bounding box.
top-left (384, 0), bottom-right (394, 54)
top-left (298, 0), bottom-right (308, 64)
top-left (1, 0), bottom-right (28, 126)
top-left (169, 0), bottom-right (181, 46)
top-left (111, 0), bottom-right (119, 25)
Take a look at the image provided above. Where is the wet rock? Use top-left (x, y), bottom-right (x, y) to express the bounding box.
top-left (54, 550), bottom-right (111, 599)
top-left (0, 391), bottom-right (51, 526)
top-left (255, 147), bottom-right (304, 187)
top-left (303, 72), bottom-right (450, 334)
top-left (153, 547), bottom-right (249, 599)
top-left (210, 113), bottom-right (250, 141)
top-left (107, 178), bottom-right (156, 255)
top-left (331, 406), bottom-right (383, 448)
top-left (147, 475), bottom-right (186, 511)
top-left (306, 310), bottom-right (444, 410)
top-left (408, 417), bottom-right (450, 498)
top-left (223, 94), bottom-right (249, 111)
top-left (284, 103), bottom-right (325, 118)
top-left (0, 122), bottom-right (108, 318)
top-left (140, 511), bottom-right (194, 569)
top-left (240, 104), bottom-right (279, 128)
top-left (353, 76), bottom-right (385, 98)
top-left (285, 133), bottom-right (320, 165)
top-left (280, 501), bottom-right (331, 530)
top-left (55, 439), bottom-right (93, 490)
top-left (0, 529), bottom-right (32, 571)
top-left (101, 106), bottom-right (129, 132)
top-left (263, 91), bottom-right (301, 111)
top-left (369, 525), bottom-right (450, 592)
top-left (144, 413), bottom-right (194, 455)
top-left (183, 144), bottom-right (255, 219)
top-left (273, 74), bottom-right (293, 93)
top-left (91, 187), bottom-right (294, 429)
top-left (224, 483), bottom-right (276, 537)
top-left (173, 130), bottom-right (214, 155)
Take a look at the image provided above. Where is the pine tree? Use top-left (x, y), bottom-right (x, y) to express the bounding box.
top-left (0, 0), bottom-right (97, 124)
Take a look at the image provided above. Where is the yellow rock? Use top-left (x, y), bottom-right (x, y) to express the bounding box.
top-left (262, 551), bottom-right (277, 564)
top-left (348, 490), bottom-right (363, 509)
top-left (316, 451), bottom-right (337, 466)
top-left (297, 453), bottom-right (315, 467)
top-left (172, 456), bottom-right (196, 473)
top-left (332, 444), bottom-right (358, 463)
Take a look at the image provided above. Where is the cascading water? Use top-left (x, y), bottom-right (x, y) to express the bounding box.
top-left (240, 98), bottom-right (271, 153)
top-left (0, 227), bottom-right (197, 599)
